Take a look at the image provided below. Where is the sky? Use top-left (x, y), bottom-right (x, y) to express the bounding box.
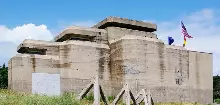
top-left (0, 0), bottom-right (220, 75)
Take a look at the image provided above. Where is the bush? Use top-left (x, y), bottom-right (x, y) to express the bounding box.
top-left (0, 64), bottom-right (8, 89)
top-left (214, 75), bottom-right (220, 100)
top-left (215, 98), bottom-right (220, 104)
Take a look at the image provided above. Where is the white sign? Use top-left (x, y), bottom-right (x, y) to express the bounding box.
top-left (32, 73), bottom-right (60, 96)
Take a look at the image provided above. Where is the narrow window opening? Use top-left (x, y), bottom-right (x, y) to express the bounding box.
top-left (27, 48), bottom-right (46, 55)
top-left (18, 47), bottom-right (46, 55)
top-left (57, 34), bottom-right (96, 42)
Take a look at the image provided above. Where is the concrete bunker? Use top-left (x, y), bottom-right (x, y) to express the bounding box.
top-left (8, 16), bottom-right (213, 104)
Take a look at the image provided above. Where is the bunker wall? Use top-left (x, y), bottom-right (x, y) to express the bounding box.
top-left (8, 54), bottom-right (60, 93)
top-left (59, 41), bottom-right (110, 94)
top-left (106, 27), bottom-right (157, 42)
top-left (106, 26), bottom-right (213, 103)
top-left (188, 51), bottom-right (213, 104)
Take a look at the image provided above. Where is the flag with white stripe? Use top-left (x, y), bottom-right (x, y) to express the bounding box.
top-left (181, 21), bottom-right (193, 38)
top-left (181, 21), bottom-right (193, 47)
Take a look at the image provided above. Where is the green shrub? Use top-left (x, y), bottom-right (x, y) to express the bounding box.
top-left (84, 92), bottom-right (94, 101)
top-left (215, 98), bottom-right (220, 104)
top-left (0, 64), bottom-right (8, 89)
top-left (107, 95), bottom-right (115, 102)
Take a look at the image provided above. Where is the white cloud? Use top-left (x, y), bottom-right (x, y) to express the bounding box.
top-left (0, 9), bottom-right (219, 76)
top-left (0, 24), bottom-right (53, 44)
top-left (0, 21), bottom-right (94, 66)
top-left (0, 24), bottom-right (54, 66)
top-left (156, 8), bottom-right (220, 75)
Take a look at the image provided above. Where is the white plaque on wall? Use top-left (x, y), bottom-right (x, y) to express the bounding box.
top-left (32, 73), bottom-right (60, 96)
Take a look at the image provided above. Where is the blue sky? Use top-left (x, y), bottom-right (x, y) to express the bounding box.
top-left (1, 0), bottom-right (219, 28)
top-left (0, 0), bottom-right (220, 75)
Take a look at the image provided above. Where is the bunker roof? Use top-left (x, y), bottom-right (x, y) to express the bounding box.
top-left (92, 16), bottom-right (157, 32)
top-left (54, 26), bottom-right (107, 42)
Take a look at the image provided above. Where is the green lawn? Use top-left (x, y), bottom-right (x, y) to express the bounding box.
top-left (0, 89), bottom-right (88, 105)
top-left (0, 89), bottom-right (206, 105)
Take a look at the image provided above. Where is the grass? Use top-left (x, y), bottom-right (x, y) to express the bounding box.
top-left (155, 102), bottom-right (203, 105)
top-left (0, 89), bottom-right (86, 105)
top-left (0, 89), bottom-right (207, 105)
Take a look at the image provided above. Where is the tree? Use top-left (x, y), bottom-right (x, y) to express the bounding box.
top-left (0, 63), bottom-right (8, 89)
top-left (214, 75), bottom-right (220, 100)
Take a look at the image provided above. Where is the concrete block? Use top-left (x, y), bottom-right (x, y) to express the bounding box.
top-left (92, 16), bottom-right (157, 32)
top-left (54, 26), bottom-right (108, 44)
top-left (8, 16), bottom-right (213, 104)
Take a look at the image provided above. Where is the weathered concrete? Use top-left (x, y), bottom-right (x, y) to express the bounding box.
top-left (8, 16), bottom-right (213, 104)
top-left (54, 26), bottom-right (108, 44)
top-left (92, 16), bottom-right (157, 32)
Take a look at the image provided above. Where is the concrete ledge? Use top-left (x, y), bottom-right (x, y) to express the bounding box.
top-left (21, 39), bottom-right (54, 44)
top-left (166, 45), bottom-right (212, 54)
top-left (165, 45), bottom-right (187, 51)
top-left (109, 35), bottom-right (163, 44)
top-left (17, 39), bottom-right (57, 51)
top-left (54, 26), bottom-right (107, 42)
top-left (17, 39), bottom-right (110, 54)
top-left (189, 50), bottom-right (213, 55)
top-left (92, 16), bottom-right (157, 32)
top-left (13, 54), bottom-right (60, 60)
top-left (17, 39), bottom-right (57, 54)
top-left (64, 40), bottom-right (110, 49)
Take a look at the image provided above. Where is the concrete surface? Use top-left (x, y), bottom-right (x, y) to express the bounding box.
top-left (92, 16), bottom-right (157, 32)
top-left (8, 16), bottom-right (213, 104)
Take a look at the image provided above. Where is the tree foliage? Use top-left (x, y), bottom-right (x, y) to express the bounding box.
top-left (214, 75), bottom-right (220, 100)
top-left (0, 63), bottom-right (8, 89)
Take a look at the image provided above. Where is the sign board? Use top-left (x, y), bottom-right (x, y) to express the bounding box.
top-left (32, 73), bottom-right (60, 96)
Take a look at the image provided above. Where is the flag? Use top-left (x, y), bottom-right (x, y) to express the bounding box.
top-left (183, 36), bottom-right (187, 47)
top-left (181, 21), bottom-right (193, 38)
top-left (168, 36), bottom-right (174, 45)
top-left (181, 21), bottom-right (193, 47)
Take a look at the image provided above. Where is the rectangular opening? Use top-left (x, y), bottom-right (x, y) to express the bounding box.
top-left (69, 35), bottom-right (95, 41)
top-left (56, 34), bottom-right (96, 42)
top-left (18, 47), bottom-right (46, 55)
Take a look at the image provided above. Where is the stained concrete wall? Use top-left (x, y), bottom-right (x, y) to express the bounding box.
top-left (106, 26), bottom-right (166, 97)
top-left (105, 26), bottom-right (213, 104)
top-left (160, 46), bottom-right (191, 103)
top-left (8, 55), bottom-right (32, 93)
top-left (9, 39), bottom-right (110, 95)
top-left (8, 17), bottom-right (213, 104)
top-left (106, 27), bottom-right (157, 42)
top-left (8, 54), bottom-right (60, 93)
top-left (59, 41), bottom-right (110, 94)
top-left (188, 51), bottom-right (213, 104)
top-left (108, 35), bottom-right (166, 99)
